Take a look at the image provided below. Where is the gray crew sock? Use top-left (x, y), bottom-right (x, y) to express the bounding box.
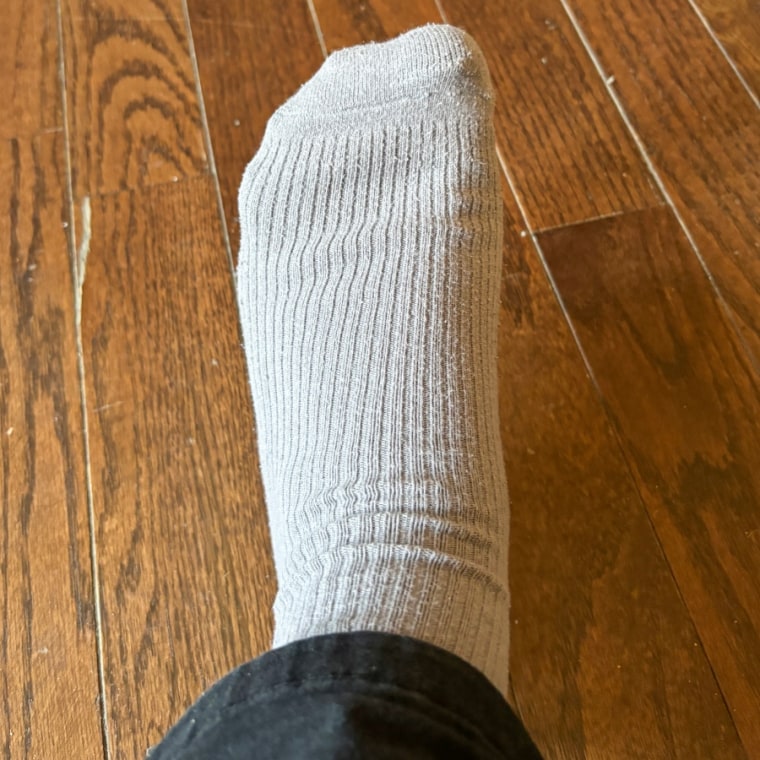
top-left (236, 24), bottom-right (511, 697)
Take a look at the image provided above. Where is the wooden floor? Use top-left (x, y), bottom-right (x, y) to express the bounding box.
top-left (1, 0), bottom-right (758, 757)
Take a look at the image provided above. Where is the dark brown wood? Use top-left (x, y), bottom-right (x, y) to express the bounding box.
top-left (1, 1), bottom-right (61, 139)
top-left (541, 206), bottom-right (760, 756)
top-left (80, 177), bottom-right (275, 759)
top-left (185, 0), bottom-right (324, 259)
top-left (498, 193), bottom-right (746, 759)
top-left (60, 0), bottom-right (208, 197)
top-left (566, 0), bottom-right (760, 372)
top-left (0, 134), bottom-right (103, 758)
top-left (693, 0), bottom-right (760, 96)
top-left (310, 0), bottom-right (440, 47)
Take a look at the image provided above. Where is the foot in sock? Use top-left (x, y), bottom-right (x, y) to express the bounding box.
top-left (236, 24), bottom-right (511, 697)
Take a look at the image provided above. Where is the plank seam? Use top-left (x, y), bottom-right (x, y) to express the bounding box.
top-left (533, 204), bottom-right (665, 235)
top-left (684, 0), bottom-right (760, 110)
top-left (55, 2), bottom-right (111, 758)
top-left (180, 0), bottom-right (234, 278)
top-left (556, 0), bottom-right (760, 377)
top-left (305, 0), bottom-right (328, 59)
top-left (494, 145), bottom-right (602, 404)
top-left (491, 144), bottom-right (624, 730)
top-left (433, 0), bottom-right (451, 24)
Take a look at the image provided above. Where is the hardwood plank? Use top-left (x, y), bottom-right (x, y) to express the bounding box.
top-left (79, 176), bottom-right (274, 758)
top-left (693, 0), bottom-right (760, 97)
top-left (0, 134), bottom-right (103, 759)
top-left (541, 206), bottom-right (760, 756)
top-left (60, 0), bottom-right (208, 197)
top-left (1, 0), bottom-right (61, 139)
top-left (186, 0), bottom-right (324, 257)
top-left (565, 0), bottom-right (760, 370)
top-left (497, 192), bottom-right (744, 759)
top-left (313, 0), bottom-right (661, 229)
top-left (307, 0), bottom-right (440, 47)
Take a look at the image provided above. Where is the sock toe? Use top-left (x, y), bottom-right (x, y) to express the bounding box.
top-left (271, 24), bottom-right (494, 124)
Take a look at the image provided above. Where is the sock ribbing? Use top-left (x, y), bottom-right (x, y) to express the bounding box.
top-left (236, 24), bottom-right (511, 697)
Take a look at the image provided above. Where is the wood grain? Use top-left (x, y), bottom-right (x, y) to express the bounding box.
top-left (0, 134), bottom-right (103, 759)
top-left (309, 0), bottom-right (440, 47)
top-left (497, 194), bottom-right (746, 758)
top-left (1, 0), bottom-right (61, 139)
top-left (566, 0), bottom-right (760, 370)
top-left (185, 0), bottom-right (324, 258)
top-left (0, 0), bottom-right (744, 757)
top-left (79, 177), bottom-right (274, 759)
top-left (60, 0), bottom-right (208, 197)
top-left (693, 0), bottom-right (760, 96)
top-left (541, 206), bottom-right (760, 756)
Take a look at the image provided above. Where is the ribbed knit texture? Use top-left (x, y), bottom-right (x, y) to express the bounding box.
top-left (236, 24), bottom-right (511, 697)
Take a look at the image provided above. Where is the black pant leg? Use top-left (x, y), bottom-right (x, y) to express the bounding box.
top-left (148, 631), bottom-right (543, 759)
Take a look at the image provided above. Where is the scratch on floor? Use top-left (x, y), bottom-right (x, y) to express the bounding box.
top-left (75, 195), bottom-right (91, 328)
top-left (93, 401), bottom-right (125, 414)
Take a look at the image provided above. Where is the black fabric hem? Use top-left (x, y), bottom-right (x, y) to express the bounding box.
top-left (148, 630), bottom-right (543, 759)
